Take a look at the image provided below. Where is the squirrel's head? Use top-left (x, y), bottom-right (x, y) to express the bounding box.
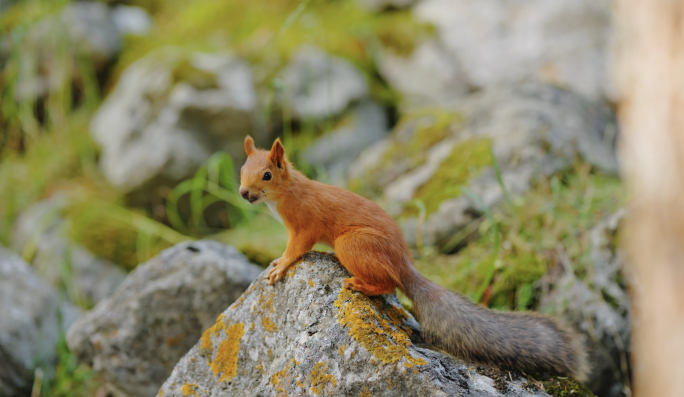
top-left (239, 136), bottom-right (289, 204)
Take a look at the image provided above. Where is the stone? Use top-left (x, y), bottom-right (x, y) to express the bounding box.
top-left (90, 48), bottom-right (257, 197)
top-left (10, 196), bottom-right (126, 306)
top-left (281, 46), bottom-right (368, 119)
top-left (378, 39), bottom-right (470, 107)
top-left (66, 240), bottom-right (263, 397)
top-left (348, 82), bottom-right (619, 247)
top-left (111, 5), bottom-right (152, 36)
top-left (61, 1), bottom-right (121, 65)
top-left (414, 0), bottom-right (616, 101)
top-left (0, 247), bottom-right (79, 397)
top-left (303, 100), bottom-right (389, 185)
top-left (158, 251), bottom-right (558, 397)
top-left (539, 208), bottom-right (630, 397)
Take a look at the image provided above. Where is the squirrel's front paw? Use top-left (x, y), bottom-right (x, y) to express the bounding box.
top-left (269, 258), bottom-right (280, 267)
top-left (265, 265), bottom-right (286, 285)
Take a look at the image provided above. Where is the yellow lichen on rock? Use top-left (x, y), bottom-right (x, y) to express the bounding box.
top-left (334, 288), bottom-right (427, 367)
top-left (200, 314), bottom-right (225, 357)
top-left (181, 383), bottom-right (198, 397)
top-left (255, 290), bottom-right (275, 314)
top-left (360, 386), bottom-right (373, 397)
top-left (311, 362), bottom-right (337, 395)
top-left (378, 301), bottom-right (412, 335)
top-left (308, 279), bottom-right (315, 288)
top-left (270, 365), bottom-right (290, 393)
top-left (210, 323), bottom-right (245, 382)
top-left (261, 317), bottom-right (278, 332)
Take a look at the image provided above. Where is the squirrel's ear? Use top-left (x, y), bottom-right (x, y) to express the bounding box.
top-left (268, 138), bottom-right (286, 170)
top-left (244, 136), bottom-right (256, 156)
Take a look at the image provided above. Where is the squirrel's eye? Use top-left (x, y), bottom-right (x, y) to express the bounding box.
top-left (263, 172), bottom-right (272, 181)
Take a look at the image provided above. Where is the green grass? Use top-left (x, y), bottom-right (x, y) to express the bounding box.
top-left (40, 335), bottom-right (101, 397)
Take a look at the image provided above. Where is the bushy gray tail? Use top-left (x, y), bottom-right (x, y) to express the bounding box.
top-left (402, 269), bottom-right (588, 381)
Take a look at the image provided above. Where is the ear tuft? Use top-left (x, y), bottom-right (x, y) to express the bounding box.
top-left (268, 138), bottom-right (286, 170)
top-left (244, 136), bottom-right (256, 156)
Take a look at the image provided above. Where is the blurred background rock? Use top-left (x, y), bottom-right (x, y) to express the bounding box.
top-left (0, 0), bottom-right (627, 396)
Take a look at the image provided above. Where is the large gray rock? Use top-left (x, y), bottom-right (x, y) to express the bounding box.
top-left (281, 46), bottom-right (368, 119)
top-left (539, 209), bottom-right (630, 397)
top-left (413, 0), bottom-right (615, 101)
top-left (0, 247), bottom-right (79, 397)
top-left (303, 100), bottom-right (389, 185)
top-left (67, 241), bottom-right (262, 397)
top-left (90, 48), bottom-right (257, 197)
top-left (10, 196), bottom-right (126, 306)
top-left (378, 39), bottom-right (470, 108)
top-left (158, 251), bottom-right (559, 397)
top-left (349, 82), bottom-right (618, 247)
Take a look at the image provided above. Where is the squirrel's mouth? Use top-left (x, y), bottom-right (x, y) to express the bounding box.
top-left (240, 189), bottom-right (260, 203)
top-left (243, 194), bottom-right (260, 204)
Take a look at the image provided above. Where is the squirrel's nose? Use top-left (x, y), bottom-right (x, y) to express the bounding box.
top-left (240, 189), bottom-right (249, 200)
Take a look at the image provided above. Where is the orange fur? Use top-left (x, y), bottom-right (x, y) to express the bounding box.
top-left (238, 136), bottom-right (588, 379)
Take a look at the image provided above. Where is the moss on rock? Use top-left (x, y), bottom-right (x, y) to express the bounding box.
top-left (348, 108), bottom-right (465, 198)
top-left (404, 138), bottom-right (492, 218)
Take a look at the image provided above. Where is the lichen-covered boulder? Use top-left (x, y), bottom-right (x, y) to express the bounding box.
top-left (158, 251), bottom-right (565, 397)
top-left (0, 247), bottom-right (79, 397)
top-left (90, 48), bottom-right (257, 199)
top-left (348, 82), bottom-right (618, 247)
top-left (66, 241), bottom-right (262, 397)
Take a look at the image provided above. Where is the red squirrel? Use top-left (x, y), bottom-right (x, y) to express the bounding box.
top-left (239, 136), bottom-right (588, 380)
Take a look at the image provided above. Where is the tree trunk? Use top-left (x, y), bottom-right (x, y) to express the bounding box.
top-left (614, 1), bottom-right (684, 396)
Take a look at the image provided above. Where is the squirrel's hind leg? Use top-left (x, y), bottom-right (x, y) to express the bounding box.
top-left (343, 277), bottom-right (395, 296)
top-left (335, 230), bottom-right (400, 296)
